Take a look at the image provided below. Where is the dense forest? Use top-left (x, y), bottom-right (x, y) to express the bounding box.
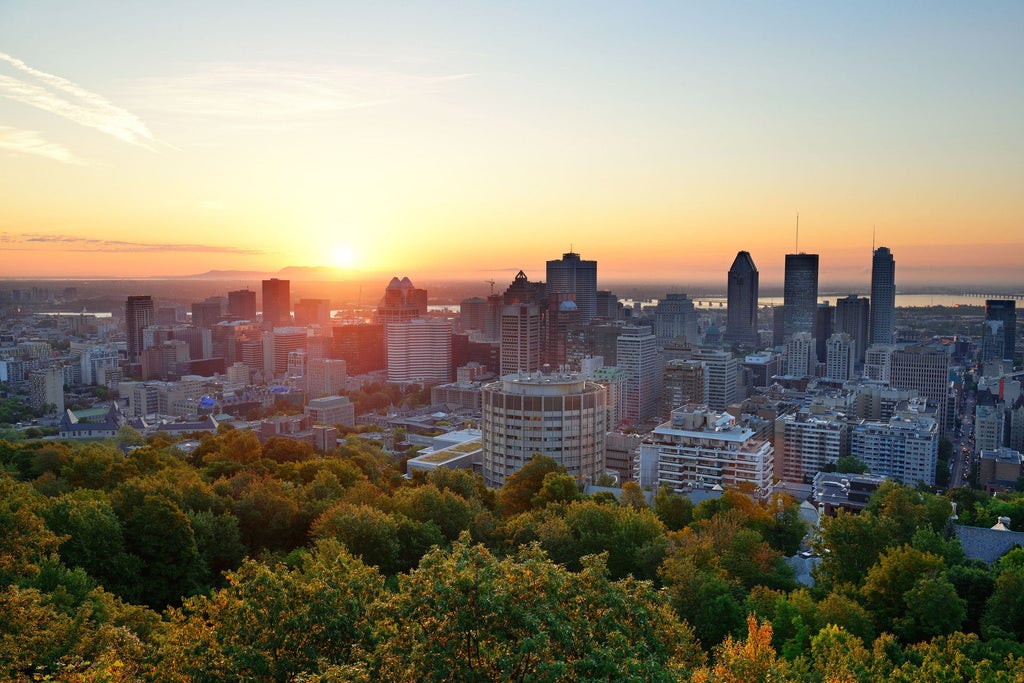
top-left (4, 428), bottom-right (1024, 681)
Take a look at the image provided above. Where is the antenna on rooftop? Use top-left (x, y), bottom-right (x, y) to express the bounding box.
top-left (872, 225), bottom-right (876, 252)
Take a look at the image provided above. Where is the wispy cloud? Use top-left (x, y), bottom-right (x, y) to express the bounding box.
top-left (0, 51), bottom-right (157, 149)
top-left (0, 232), bottom-right (262, 255)
top-left (0, 126), bottom-right (86, 164)
top-left (127, 62), bottom-right (471, 127)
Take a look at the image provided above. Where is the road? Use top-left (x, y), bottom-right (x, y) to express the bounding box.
top-left (950, 392), bottom-right (975, 489)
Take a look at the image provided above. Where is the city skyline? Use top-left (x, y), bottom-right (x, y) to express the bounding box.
top-left (1, 3), bottom-right (1022, 286)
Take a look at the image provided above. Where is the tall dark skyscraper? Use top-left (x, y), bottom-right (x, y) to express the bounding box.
top-left (783, 253), bottom-right (819, 340)
top-left (835, 295), bottom-right (870, 364)
top-left (986, 300), bottom-right (1017, 359)
top-left (261, 278), bottom-right (291, 329)
top-left (725, 251), bottom-right (759, 346)
top-left (125, 295), bottom-right (155, 364)
top-left (814, 302), bottom-right (833, 363)
top-left (869, 246), bottom-right (895, 345)
top-left (228, 289), bottom-right (257, 320)
top-left (546, 251), bottom-right (597, 324)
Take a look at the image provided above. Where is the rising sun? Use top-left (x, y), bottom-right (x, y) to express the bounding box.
top-left (332, 246), bottom-right (356, 268)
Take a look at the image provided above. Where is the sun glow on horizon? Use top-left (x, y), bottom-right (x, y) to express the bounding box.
top-left (332, 246), bottom-right (357, 268)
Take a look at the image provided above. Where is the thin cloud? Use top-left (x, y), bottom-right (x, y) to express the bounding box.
top-left (127, 61), bottom-right (471, 126)
top-left (0, 51), bottom-right (157, 149)
top-left (0, 126), bottom-right (86, 164)
top-left (2, 232), bottom-right (262, 255)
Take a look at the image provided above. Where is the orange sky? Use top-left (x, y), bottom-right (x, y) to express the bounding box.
top-left (1, 4), bottom-right (1021, 289)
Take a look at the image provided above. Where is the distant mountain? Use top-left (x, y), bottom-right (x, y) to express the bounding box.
top-left (182, 266), bottom-right (364, 281)
top-left (176, 270), bottom-right (273, 280)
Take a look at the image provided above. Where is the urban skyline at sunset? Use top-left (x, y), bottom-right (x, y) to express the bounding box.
top-left (1, 3), bottom-right (1021, 287)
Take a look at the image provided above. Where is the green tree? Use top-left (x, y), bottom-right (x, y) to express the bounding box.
top-left (860, 545), bottom-right (949, 637)
top-left (835, 456), bottom-right (869, 474)
top-left (864, 481), bottom-right (950, 545)
top-left (654, 486), bottom-right (695, 531)
top-left (813, 510), bottom-right (897, 588)
top-left (0, 474), bottom-right (63, 584)
top-left (357, 537), bottom-right (704, 682)
top-left (946, 560), bottom-right (996, 634)
top-left (807, 625), bottom-right (873, 683)
top-left (391, 483), bottom-right (477, 543)
top-left (981, 564), bottom-right (1024, 640)
top-left (531, 471), bottom-right (582, 508)
top-left (496, 454), bottom-right (565, 517)
top-left (894, 576), bottom-right (966, 641)
top-left (660, 555), bottom-right (746, 647)
top-left (311, 502), bottom-right (444, 575)
top-left (40, 489), bottom-right (140, 598)
top-left (620, 480), bottom-right (648, 508)
top-left (112, 486), bottom-right (204, 608)
top-left (156, 539), bottom-right (383, 682)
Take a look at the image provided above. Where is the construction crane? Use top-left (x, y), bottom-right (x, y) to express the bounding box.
top-left (485, 279), bottom-right (496, 295)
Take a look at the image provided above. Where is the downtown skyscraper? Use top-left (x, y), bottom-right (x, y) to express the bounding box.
top-left (725, 251), bottom-right (759, 346)
top-left (546, 251), bottom-right (597, 324)
top-left (869, 247), bottom-right (896, 345)
top-left (261, 278), bottom-right (291, 330)
top-left (125, 295), bottom-right (155, 364)
top-left (783, 253), bottom-right (819, 340)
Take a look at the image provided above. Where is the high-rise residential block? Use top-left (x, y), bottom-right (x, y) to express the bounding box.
top-left (850, 412), bottom-right (938, 486)
top-left (29, 365), bottom-right (64, 414)
top-left (725, 251), bottom-right (759, 346)
top-left (864, 344), bottom-right (895, 383)
top-left (869, 246), bottom-right (896, 345)
top-left (261, 278), bottom-right (291, 330)
top-left (693, 348), bottom-right (738, 411)
top-left (500, 303), bottom-right (542, 376)
top-left (783, 253), bottom-right (819, 340)
top-left (782, 332), bottom-right (816, 377)
top-left (776, 410), bottom-right (848, 483)
top-left (662, 359), bottom-right (706, 415)
top-left (638, 406), bottom-right (774, 496)
top-left (617, 325), bottom-right (662, 423)
top-left (890, 345), bottom-right (951, 434)
top-left (481, 372), bottom-right (607, 488)
top-left (270, 327), bottom-right (308, 378)
top-left (386, 318), bottom-right (452, 384)
top-left (825, 333), bottom-right (855, 382)
top-left (546, 251), bottom-right (597, 324)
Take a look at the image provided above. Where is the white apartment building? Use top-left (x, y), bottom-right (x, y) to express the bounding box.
top-left (481, 372), bottom-right (607, 488)
top-left (638, 405), bottom-right (774, 497)
top-left (850, 414), bottom-right (938, 486)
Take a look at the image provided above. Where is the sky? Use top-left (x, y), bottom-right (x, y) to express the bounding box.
top-left (1, 2), bottom-right (1022, 289)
